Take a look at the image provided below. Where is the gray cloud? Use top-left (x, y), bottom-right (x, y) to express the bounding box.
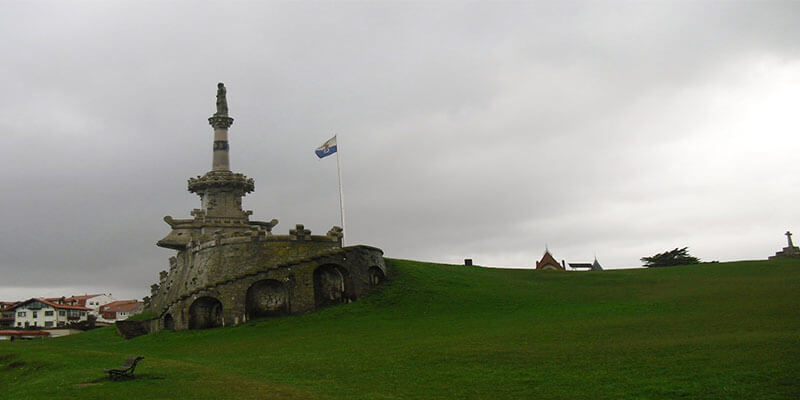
top-left (1, 1), bottom-right (799, 300)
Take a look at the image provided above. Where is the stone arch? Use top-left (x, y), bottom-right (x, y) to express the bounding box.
top-left (188, 296), bottom-right (223, 330)
top-left (314, 264), bottom-right (350, 307)
top-left (163, 313), bottom-right (175, 330)
top-left (246, 279), bottom-right (288, 319)
top-left (368, 266), bottom-right (385, 286)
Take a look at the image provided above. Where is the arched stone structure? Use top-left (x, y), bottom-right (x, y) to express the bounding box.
top-left (246, 279), bottom-right (288, 319)
top-left (163, 313), bottom-right (175, 330)
top-left (314, 264), bottom-right (346, 307)
top-left (138, 85), bottom-right (388, 334)
top-left (188, 296), bottom-right (223, 329)
top-left (146, 246), bottom-right (386, 331)
top-left (368, 266), bottom-right (385, 286)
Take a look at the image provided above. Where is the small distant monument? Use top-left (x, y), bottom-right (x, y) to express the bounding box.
top-left (769, 231), bottom-right (800, 260)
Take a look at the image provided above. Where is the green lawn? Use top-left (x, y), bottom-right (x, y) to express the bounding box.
top-left (1, 258), bottom-right (799, 399)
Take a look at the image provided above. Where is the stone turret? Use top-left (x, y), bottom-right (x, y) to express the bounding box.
top-left (191, 82), bottom-right (253, 227)
top-left (209, 82), bottom-right (233, 172)
top-left (157, 83), bottom-right (261, 249)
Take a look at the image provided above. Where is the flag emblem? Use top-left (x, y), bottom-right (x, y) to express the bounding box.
top-left (315, 136), bottom-right (337, 159)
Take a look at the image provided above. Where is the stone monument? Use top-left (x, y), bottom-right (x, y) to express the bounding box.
top-left (768, 231), bottom-right (800, 260)
top-left (141, 83), bottom-right (386, 332)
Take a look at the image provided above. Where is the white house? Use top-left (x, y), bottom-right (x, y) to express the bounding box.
top-left (55, 293), bottom-right (115, 318)
top-left (11, 298), bottom-right (91, 329)
top-left (98, 300), bottom-right (143, 323)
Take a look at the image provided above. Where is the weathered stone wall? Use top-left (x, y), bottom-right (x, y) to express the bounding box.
top-left (146, 243), bottom-right (385, 332)
top-left (115, 320), bottom-right (149, 339)
top-left (151, 233), bottom-right (341, 311)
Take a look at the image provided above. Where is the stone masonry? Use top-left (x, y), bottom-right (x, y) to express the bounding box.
top-left (769, 231), bottom-right (800, 260)
top-left (142, 83), bottom-right (386, 332)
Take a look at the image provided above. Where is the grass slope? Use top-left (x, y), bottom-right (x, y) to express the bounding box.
top-left (1, 258), bottom-right (799, 399)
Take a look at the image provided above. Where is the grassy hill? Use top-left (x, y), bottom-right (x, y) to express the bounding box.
top-left (1, 258), bottom-right (799, 399)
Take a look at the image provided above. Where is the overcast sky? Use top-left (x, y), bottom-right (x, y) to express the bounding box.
top-left (1, 1), bottom-right (799, 301)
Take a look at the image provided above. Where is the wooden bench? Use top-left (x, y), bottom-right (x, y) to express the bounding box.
top-left (104, 356), bottom-right (144, 381)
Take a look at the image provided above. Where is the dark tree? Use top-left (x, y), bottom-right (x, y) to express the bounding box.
top-left (641, 247), bottom-right (700, 268)
top-left (67, 314), bottom-right (97, 330)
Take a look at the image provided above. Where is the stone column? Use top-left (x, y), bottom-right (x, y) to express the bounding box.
top-left (208, 82), bottom-right (234, 172)
top-left (209, 116), bottom-right (233, 171)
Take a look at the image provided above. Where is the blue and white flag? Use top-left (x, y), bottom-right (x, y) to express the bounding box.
top-left (315, 135), bottom-right (337, 159)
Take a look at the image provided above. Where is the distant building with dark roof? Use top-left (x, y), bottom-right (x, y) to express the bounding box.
top-left (568, 258), bottom-right (603, 271)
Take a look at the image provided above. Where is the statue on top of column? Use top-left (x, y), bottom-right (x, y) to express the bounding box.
top-left (215, 82), bottom-right (228, 116)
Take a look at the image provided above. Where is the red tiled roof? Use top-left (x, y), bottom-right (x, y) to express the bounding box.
top-left (1, 302), bottom-right (18, 310)
top-left (9, 298), bottom-right (91, 311)
top-left (62, 294), bottom-right (107, 307)
top-left (101, 300), bottom-right (142, 313)
top-left (536, 250), bottom-right (565, 270)
top-left (43, 298), bottom-right (79, 306)
top-left (67, 294), bottom-right (104, 301)
top-left (0, 330), bottom-right (50, 336)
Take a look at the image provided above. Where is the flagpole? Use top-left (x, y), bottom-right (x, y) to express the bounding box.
top-left (334, 135), bottom-right (346, 247)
